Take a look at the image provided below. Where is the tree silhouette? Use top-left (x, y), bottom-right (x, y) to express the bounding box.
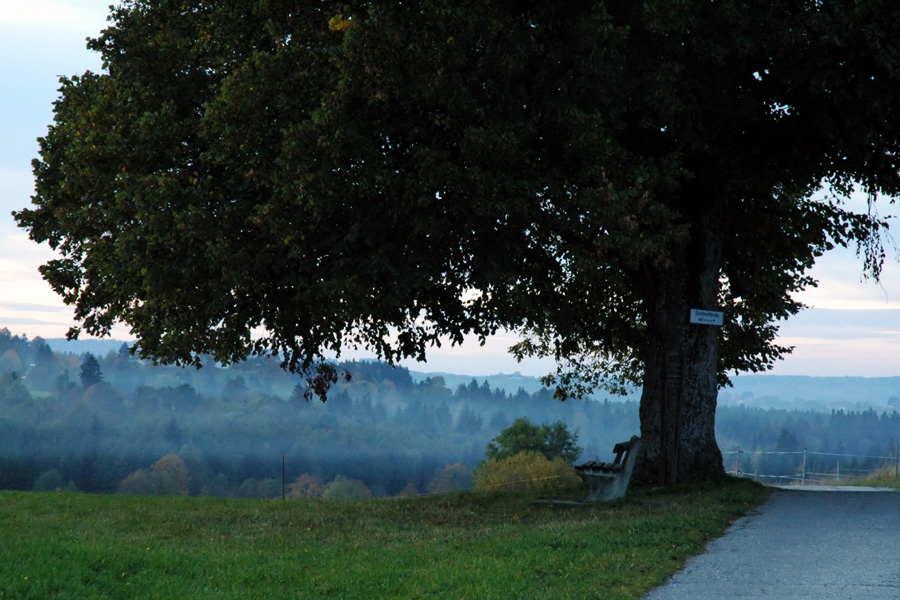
top-left (79, 354), bottom-right (104, 388)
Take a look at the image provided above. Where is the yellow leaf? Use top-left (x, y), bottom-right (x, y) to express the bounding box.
top-left (328, 14), bottom-right (353, 32)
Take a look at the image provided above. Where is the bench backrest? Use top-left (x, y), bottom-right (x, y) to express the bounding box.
top-left (610, 437), bottom-right (637, 466)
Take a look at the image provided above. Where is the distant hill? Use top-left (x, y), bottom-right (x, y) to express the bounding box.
top-left (44, 338), bottom-right (131, 357)
top-left (41, 338), bottom-right (900, 411)
top-left (412, 371), bottom-right (900, 412)
top-left (720, 374), bottom-right (900, 412)
top-left (408, 370), bottom-right (552, 395)
top-left (407, 370), bottom-right (644, 402)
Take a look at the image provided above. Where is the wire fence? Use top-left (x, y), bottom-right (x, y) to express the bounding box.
top-left (723, 447), bottom-right (900, 485)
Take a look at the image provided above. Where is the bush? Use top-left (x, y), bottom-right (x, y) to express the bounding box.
top-left (150, 454), bottom-right (191, 496)
top-left (427, 463), bottom-right (471, 494)
top-left (473, 451), bottom-right (583, 493)
top-left (118, 454), bottom-right (190, 496)
top-left (33, 469), bottom-right (65, 492)
top-left (117, 468), bottom-right (155, 495)
top-left (395, 482), bottom-right (420, 497)
top-left (239, 478), bottom-right (282, 498)
top-left (485, 418), bottom-right (581, 464)
top-left (287, 473), bottom-right (325, 499)
top-left (322, 475), bottom-right (371, 500)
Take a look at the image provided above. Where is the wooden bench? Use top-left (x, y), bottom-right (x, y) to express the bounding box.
top-left (574, 436), bottom-right (640, 502)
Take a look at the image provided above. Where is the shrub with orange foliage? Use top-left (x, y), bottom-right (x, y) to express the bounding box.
top-left (473, 451), bottom-right (582, 493)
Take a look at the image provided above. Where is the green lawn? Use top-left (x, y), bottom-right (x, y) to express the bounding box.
top-left (0, 478), bottom-right (767, 599)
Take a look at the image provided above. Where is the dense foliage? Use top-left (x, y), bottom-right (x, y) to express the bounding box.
top-left (484, 417), bottom-right (581, 464)
top-left (473, 452), bottom-right (583, 493)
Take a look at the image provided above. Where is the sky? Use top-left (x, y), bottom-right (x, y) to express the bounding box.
top-left (1, 2), bottom-right (899, 378)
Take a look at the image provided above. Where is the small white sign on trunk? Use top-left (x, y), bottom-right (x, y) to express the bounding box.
top-left (690, 309), bottom-right (724, 326)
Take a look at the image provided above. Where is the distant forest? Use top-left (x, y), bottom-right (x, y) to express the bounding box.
top-left (1, 329), bottom-right (898, 497)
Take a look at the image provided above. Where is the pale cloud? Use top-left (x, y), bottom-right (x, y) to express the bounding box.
top-left (773, 307), bottom-right (900, 377)
top-left (769, 335), bottom-right (900, 377)
top-left (336, 330), bottom-right (556, 376)
top-left (0, 231), bottom-right (59, 269)
top-left (0, 300), bottom-right (134, 341)
top-left (794, 254), bottom-right (900, 311)
top-left (0, 1), bottom-right (108, 29)
top-left (0, 297), bottom-right (74, 339)
top-left (795, 269), bottom-right (898, 310)
top-left (2, 302), bottom-right (68, 313)
top-left (0, 277), bottom-right (68, 319)
top-left (397, 350), bottom-right (554, 377)
top-left (796, 296), bottom-right (897, 311)
top-left (794, 189), bottom-right (900, 311)
top-left (0, 226), bottom-right (68, 334)
top-left (0, 167), bottom-right (34, 194)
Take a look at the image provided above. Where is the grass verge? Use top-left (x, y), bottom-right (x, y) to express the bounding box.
top-left (835, 465), bottom-right (900, 489)
top-left (0, 477), bottom-right (768, 599)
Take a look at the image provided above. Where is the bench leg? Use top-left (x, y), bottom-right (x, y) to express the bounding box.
top-left (583, 474), bottom-right (628, 502)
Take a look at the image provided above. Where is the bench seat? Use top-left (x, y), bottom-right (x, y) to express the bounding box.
top-left (574, 436), bottom-right (640, 502)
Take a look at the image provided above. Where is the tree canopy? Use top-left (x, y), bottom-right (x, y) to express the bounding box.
top-left (79, 353), bottom-right (104, 388)
top-left (484, 418), bottom-right (582, 464)
top-left (15, 0), bottom-right (900, 482)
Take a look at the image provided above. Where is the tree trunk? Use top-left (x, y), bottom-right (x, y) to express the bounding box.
top-left (633, 203), bottom-right (726, 485)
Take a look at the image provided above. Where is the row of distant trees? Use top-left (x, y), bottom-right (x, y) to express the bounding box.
top-left (0, 329), bottom-right (638, 497)
top-left (2, 329), bottom-right (900, 497)
top-left (30, 417), bottom-right (584, 499)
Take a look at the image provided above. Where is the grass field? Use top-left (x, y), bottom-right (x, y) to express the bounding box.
top-left (1, 478), bottom-right (768, 599)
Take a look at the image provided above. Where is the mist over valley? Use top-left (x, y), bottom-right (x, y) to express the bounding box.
top-left (2, 332), bottom-right (898, 497)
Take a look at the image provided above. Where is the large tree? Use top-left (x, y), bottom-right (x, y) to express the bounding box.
top-left (15, 0), bottom-right (900, 483)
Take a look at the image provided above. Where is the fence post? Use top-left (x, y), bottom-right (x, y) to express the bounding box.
top-left (801, 448), bottom-right (807, 484)
top-left (895, 439), bottom-right (898, 480)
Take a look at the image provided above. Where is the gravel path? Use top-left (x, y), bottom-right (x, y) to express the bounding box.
top-left (644, 488), bottom-right (900, 599)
